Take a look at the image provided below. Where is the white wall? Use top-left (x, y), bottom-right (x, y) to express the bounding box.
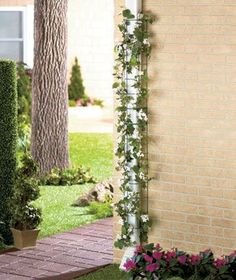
top-left (68, 0), bottom-right (114, 107)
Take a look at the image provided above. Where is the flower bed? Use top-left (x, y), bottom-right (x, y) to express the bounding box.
top-left (123, 243), bottom-right (236, 280)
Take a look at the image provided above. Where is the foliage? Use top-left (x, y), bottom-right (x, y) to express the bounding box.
top-left (16, 63), bottom-right (32, 156)
top-left (123, 243), bottom-right (236, 280)
top-left (34, 132), bottom-right (113, 238)
top-left (41, 167), bottom-right (96, 186)
top-left (17, 119), bottom-right (31, 157)
top-left (76, 264), bottom-right (129, 280)
top-left (69, 133), bottom-right (113, 181)
top-left (88, 200), bottom-right (113, 219)
top-left (113, 9), bottom-right (155, 249)
top-left (69, 99), bottom-right (77, 107)
top-left (11, 154), bottom-right (42, 230)
top-left (17, 62), bottom-right (32, 125)
top-left (68, 57), bottom-right (86, 101)
top-left (92, 98), bottom-right (104, 108)
top-left (0, 60), bottom-right (17, 244)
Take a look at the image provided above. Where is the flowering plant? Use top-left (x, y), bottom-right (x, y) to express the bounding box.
top-left (123, 243), bottom-right (236, 280)
top-left (113, 8), bottom-right (154, 249)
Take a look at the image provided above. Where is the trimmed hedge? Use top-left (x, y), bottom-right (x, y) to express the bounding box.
top-left (0, 60), bottom-right (17, 244)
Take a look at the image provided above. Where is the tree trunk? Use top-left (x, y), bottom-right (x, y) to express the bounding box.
top-left (31, 0), bottom-right (69, 174)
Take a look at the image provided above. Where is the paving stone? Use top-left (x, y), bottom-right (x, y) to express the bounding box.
top-left (0, 218), bottom-right (113, 280)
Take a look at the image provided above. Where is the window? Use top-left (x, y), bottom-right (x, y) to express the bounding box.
top-left (0, 6), bottom-right (34, 67)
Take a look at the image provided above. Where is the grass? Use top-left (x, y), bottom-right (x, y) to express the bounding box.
top-left (34, 132), bottom-right (113, 239)
top-left (69, 133), bottom-right (113, 181)
top-left (76, 265), bottom-right (183, 280)
top-left (77, 265), bottom-right (129, 280)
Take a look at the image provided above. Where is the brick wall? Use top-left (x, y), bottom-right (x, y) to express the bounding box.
top-left (114, 0), bottom-right (236, 262)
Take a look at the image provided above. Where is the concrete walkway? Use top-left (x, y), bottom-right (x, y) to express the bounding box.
top-left (68, 107), bottom-right (113, 133)
top-left (0, 218), bottom-right (113, 280)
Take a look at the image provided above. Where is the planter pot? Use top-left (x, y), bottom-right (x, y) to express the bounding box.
top-left (11, 228), bottom-right (40, 249)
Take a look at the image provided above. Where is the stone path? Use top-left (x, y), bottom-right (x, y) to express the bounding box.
top-left (0, 218), bottom-right (113, 280)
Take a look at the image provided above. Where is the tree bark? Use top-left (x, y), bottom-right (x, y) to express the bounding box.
top-left (31, 0), bottom-right (69, 174)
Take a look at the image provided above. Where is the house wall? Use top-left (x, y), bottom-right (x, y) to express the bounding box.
top-left (0, 0), bottom-right (114, 106)
top-left (114, 0), bottom-right (236, 263)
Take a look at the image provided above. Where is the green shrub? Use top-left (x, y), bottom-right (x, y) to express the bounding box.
top-left (69, 99), bottom-right (77, 107)
top-left (68, 57), bottom-right (86, 101)
top-left (11, 154), bottom-right (42, 230)
top-left (88, 201), bottom-right (113, 219)
top-left (168, 278), bottom-right (184, 280)
top-left (16, 63), bottom-right (32, 155)
top-left (93, 98), bottom-right (104, 108)
top-left (0, 60), bottom-right (17, 244)
top-left (17, 62), bottom-right (31, 125)
top-left (41, 167), bottom-right (96, 186)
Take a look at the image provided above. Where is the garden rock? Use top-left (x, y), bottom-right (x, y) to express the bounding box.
top-left (72, 180), bottom-right (113, 207)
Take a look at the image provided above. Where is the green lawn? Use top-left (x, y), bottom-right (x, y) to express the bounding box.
top-left (76, 265), bottom-right (183, 280)
top-left (77, 265), bottom-right (128, 280)
top-left (35, 133), bottom-right (113, 238)
top-left (69, 133), bottom-right (113, 181)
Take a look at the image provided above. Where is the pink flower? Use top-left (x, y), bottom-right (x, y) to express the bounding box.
top-left (178, 255), bottom-right (187, 265)
top-left (190, 255), bottom-right (201, 265)
top-left (144, 254), bottom-right (153, 263)
top-left (135, 244), bottom-right (144, 254)
top-left (123, 260), bottom-right (136, 271)
top-left (165, 251), bottom-right (176, 262)
top-left (155, 243), bottom-right (161, 250)
top-left (153, 251), bottom-right (162, 261)
top-left (146, 263), bottom-right (159, 272)
top-left (214, 258), bottom-right (226, 269)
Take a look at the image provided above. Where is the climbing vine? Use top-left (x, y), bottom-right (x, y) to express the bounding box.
top-left (113, 9), bottom-right (155, 249)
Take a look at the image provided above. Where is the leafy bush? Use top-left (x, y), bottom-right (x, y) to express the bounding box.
top-left (93, 98), bottom-right (104, 108)
top-left (69, 99), bottom-right (77, 107)
top-left (0, 60), bottom-right (17, 244)
top-left (68, 57), bottom-right (86, 101)
top-left (11, 154), bottom-right (42, 230)
top-left (88, 200), bottom-right (113, 219)
top-left (41, 167), bottom-right (96, 186)
top-left (123, 243), bottom-right (236, 280)
top-left (16, 63), bottom-right (32, 155)
top-left (17, 62), bottom-right (32, 125)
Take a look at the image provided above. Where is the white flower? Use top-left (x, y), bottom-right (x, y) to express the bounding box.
top-left (137, 151), bottom-right (144, 158)
top-left (138, 109), bottom-right (148, 121)
top-left (139, 70), bottom-right (144, 76)
top-left (127, 226), bottom-right (133, 233)
top-left (138, 13), bottom-right (144, 19)
top-left (141, 214), bottom-right (149, 223)
top-left (143, 38), bottom-right (150, 46)
top-left (139, 172), bottom-right (145, 180)
top-left (133, 131), bottom-right (141, 140)
top-left (123, 234), bottom-right (127, 239)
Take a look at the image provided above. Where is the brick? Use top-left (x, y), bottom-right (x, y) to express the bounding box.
top-left (114, 0), bottom-right (236, 262)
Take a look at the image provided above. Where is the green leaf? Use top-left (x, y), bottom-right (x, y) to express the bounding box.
top-left (113, 82), bottom-right (119, 88)
top-left (122, 9), bottom-right (135, 19)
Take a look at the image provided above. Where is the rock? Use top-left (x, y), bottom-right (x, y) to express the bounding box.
top-left (72, 180), bottom-right (114, 207)
top-left (71, 191), bottom-right (96, 207)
